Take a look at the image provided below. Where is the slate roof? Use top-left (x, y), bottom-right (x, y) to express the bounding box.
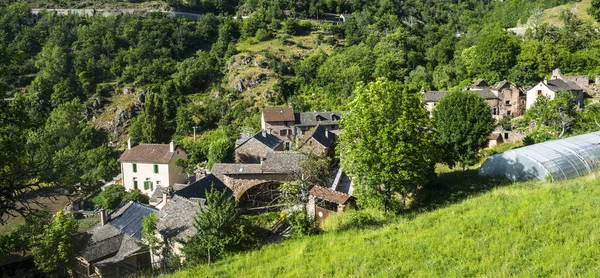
top-left (262, 152), bottom-right (306, 173)
top-left (149, 185), bottom-right (165, 204)
top-left (295, 112), bottom-right (343, 127)
top-left (80, 201), bottom-right (157, 263)
top-left (423, 91), bottom-right (448, 102)
top-left (235, 133), bottom-right (253, 148)
top-left (473, 79), bottom-right (489, 88)
top-left (262, 107), bottom-right (295, 122)
top-left (310, 185), bottom-right (352, 204)
top-left (546, 79), bottom-right (583, 92)
top-left (119, 144), bottom-right (178, 164)
top-left (156, 195), bottom-right (202, 240)
top-left (236, 131), bottom-right (283, 150)
top-left (175, 174), bottom-right (232, 200)
top-left (95, 234), bottom-right (145, 266)
top-left (493, 80), bottom-right (509, 90)
top-left (211, 163), bottom-right (263, 180)
top-left (474, 89), bottom-right (498, 100)
top-left (300, 124), bottom-right (336, 148)
top-left (489, 132), bottom-right (503, 141)
top-left (107, 201), bottom-right (158, 241)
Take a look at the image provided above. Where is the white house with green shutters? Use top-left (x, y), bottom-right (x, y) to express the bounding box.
top-left (119, 140), bottom-right (188, 196)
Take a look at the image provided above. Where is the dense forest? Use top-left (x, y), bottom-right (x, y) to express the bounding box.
top-left (3, 0), bottom-right (600, 216)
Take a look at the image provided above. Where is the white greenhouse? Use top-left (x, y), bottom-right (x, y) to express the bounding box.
top-left (479, 131), bottom-right (600, 182)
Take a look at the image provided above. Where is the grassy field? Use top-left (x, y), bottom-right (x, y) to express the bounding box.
top-left (170, 172), bottom-right (600, 277)
top-left (532, 0), bottom-right (597, 27)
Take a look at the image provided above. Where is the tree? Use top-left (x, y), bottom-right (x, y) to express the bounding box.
top-left (207, 136), bottom-right (234, 170)
top-left (432, 91), bottom-right (495, 169)
top-left (339, 78), bottom-right (436, 211)
top-left (590, 0), bottom-right (600, 22)
top-left (93, 184), bottom-right (149, 210)
top-left (142, 213), bottom-right (160, 254)
top-left (474, 31), bottom-right (520, 83)
top-left (524, 92), bottom-right (576, 139)
top-left (30, 211), bottom-right (79, 274)
top-left (182, 187), bottom-right (254, 265)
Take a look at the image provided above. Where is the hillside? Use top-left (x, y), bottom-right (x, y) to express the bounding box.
top-left (171, 174), bottom-right (600, 277)
top-left (525, 0), bottom-right (597, 27)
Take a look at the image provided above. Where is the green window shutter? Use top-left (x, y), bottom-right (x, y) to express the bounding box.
top-left (154, 164), bottom-right (158, 174)
top-left (144, 181), bottom-right (148, 190)
top-left (150, 182), bottom-right (154, 191)
top-left (132, 164), bottom-right (137, 173)
top-left (133, 181), bottom-right (138, 190)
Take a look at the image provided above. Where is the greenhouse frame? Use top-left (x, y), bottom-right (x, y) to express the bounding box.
top-left (479, 131), bottom-right (600, 182)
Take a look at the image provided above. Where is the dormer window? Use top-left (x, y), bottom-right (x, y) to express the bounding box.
top-left (238, 167), bottom-right (244, 173)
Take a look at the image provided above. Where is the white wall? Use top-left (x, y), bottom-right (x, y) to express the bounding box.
top-left (526, 83), bottom-right (556, 109)
top-left (168, 149), bottom-right (188, 187)
top-left (122, 162), bottom-right (171, 195)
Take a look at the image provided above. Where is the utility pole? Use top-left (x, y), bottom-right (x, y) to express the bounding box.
top-left (193, 126), bottom-right (198, 141)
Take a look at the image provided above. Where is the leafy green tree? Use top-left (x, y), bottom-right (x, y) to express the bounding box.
top-left (93, 184), bottom-right (149, 210)
top-left (524, 92), bottom-right (576, 139)
top-left (207, 136), bottom-right (234, 170)
top-left (142, 213), bottom-right (160, 253)
top-left (182, 187), bottom-right (255, 265)
top-left (30, 211), bottom-right (79, 274)
top-left (474, 31), bottom-right (520, 83)
top-left (432, 91), bottom-right (495, 169)
top-left (339, 78), bottom-right (436, 211)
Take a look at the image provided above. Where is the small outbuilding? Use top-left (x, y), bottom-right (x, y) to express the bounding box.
top-left (479, 131), bottom-right (600, 182)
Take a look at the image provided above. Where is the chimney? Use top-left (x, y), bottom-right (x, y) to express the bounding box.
top-left (170, 141), bottom-right (175, 152)
top-left (325, 128), bottom-right (329, 138)
top-left (543, 79), bottom-right (548, 85)
top-left (268, 128), bottom-right (272, 135)
top-left (100, 209), bottom-right (108, 226)
top-left (127, 138), bottom-right (132, 150)
top-left (162, 186), bottom-right (173, 206)
top-left (262, 129), bottom-right (267, 137)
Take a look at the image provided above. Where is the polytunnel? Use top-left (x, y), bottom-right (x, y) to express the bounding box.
top-left (479, 131), bottom-right (600, 182)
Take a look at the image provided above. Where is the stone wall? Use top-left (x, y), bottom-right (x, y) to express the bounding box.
top-left (222, 173), bottom-right (294, 199)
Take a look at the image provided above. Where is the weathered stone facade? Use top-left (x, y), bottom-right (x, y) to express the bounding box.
top-left (222, 173), bottom-right (294, 199)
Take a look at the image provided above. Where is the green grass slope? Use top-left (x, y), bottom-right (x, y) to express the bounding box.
top-left (171, 174), bottom-right (600, 277)
top-left (533, 0), bottom-right (597, 27)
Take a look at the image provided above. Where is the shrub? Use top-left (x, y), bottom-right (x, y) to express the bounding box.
top-left (255, 28), bottom-right (271, 42)
top-left (320, 209), bottom-right (387, 233)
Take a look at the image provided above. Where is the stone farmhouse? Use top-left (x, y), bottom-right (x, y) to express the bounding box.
top-left (307, 168), bottom-right (354, 224)
top-left (551, 68), bottom-right (599, 95)
top-left (463, 79), bottom-right (526, 119)
top-left (297, 124), bottom-right (336, 156)
top-left (119, 140), bottom-right (188, 196)
top-left (235, 130), bottom-right (283, 163)
top-left (525, 79), bottom-right (584, 109)
top-left (423, 80), bottom-right (525, 119)
top-left (260, 107), bottom-right (343, 149)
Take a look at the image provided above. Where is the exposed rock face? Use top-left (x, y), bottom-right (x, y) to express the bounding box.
top-left (233, 72), bottom-right (267, 93)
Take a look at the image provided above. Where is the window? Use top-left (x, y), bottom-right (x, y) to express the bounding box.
top-left (238, 166), bottom-right (244, 173)
top-left (504, 132), bottom-right (509, 139)
top-left (133, 180), bottom-right (138, 190)
top-left (493, 107), bottom-right (497, 115)
top-left (537, 90), bottom-right (542, 96)
top-left (144, 181), bottom-right (153, 191)
top-left (132, 163), bottom-right (137, 173)
top-left (507, 111), bottom-right (512, 116)
top-left (285, 142), bottom-right (291, 150)
top-left (280, 129), bottom-right (288, 136)
top-left (154, 164), bottom-right (159, 174)
top-left (505, 100), bottom-right (510, 105)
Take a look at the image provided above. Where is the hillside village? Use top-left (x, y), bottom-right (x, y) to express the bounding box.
top-left (6, 0), bottom-right (600, 277)
top-left (70, 67), bottom-right (600, 276)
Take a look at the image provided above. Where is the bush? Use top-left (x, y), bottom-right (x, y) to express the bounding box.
top-left (320, 209), bottom-right (388, 233)
top-left (255, 28), bottom-right (271, 42)
top-left (324, 36), bottom-right (337, 46)
top-left (287, 209), bottom-right (319, 236)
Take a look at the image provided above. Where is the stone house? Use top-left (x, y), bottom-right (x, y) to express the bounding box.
top-left (423, 91), bottom-right (449, 115)
top-left (487, 132), bottom-right (504, 149)
top-left (307, 168), bottom-right (354, 224)
top-left (259, 107), bottom-right (344, 149)
top-left (119, 140), bottom-right (188, 197)
top-left (526, 79), bottom-right (584, 109)
top-left (235, 130), bottom-right (284, 163)
top-left (464, 79), bottom-right (525, 119)
top-left (551, 68), bottom-right (599, 95)
top-left (75, 201), bottom-right (156, 277)
top-left (261, 107), bottom-right (296, 148)
top-left (297, 124), bottom-right (336, 156)
top-left (152, 175), bottom-right (232, 264)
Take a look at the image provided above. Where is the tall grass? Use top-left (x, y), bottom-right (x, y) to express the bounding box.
top-left (169, 174), bottom-right (600, 277)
